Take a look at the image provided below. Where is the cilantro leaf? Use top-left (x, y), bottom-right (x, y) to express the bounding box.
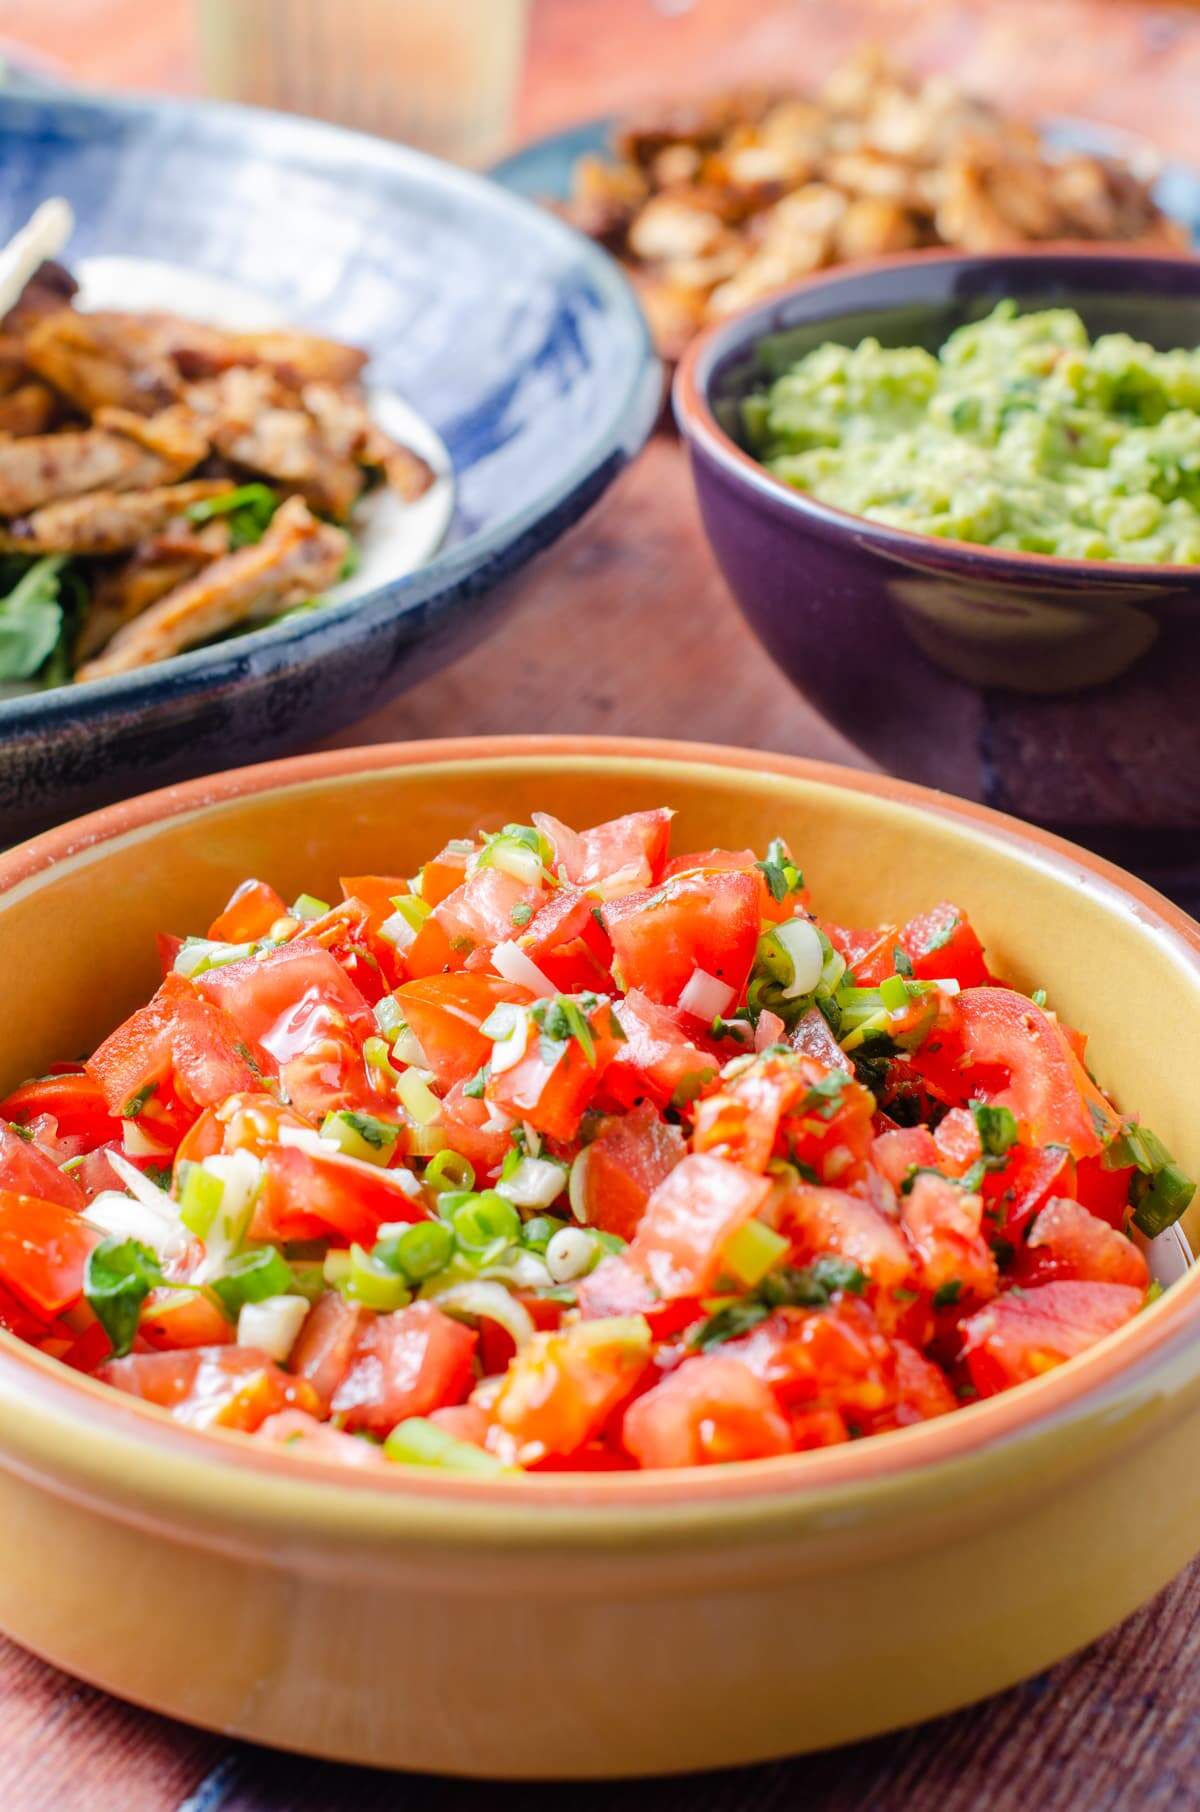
top-left (84, 1237), bottom-right (166, 1357)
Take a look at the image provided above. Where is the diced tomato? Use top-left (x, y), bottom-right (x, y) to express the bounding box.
top-left (516, 886), bottom-right (614, 994)
top-left (661, 847), bottom-right (757, 881)
top-left (330, 1301), bottom-right (477, 1435)
top-left (207, 878), bottom-right (287, 943)
top-left (434, 866), bottom-right (543, 953)
top-left (790, 1005), bottom-right (845, 1067)
top-left (535, 808), bottom-right (673, 895)
top-left (100, 1345), bottom-right (320, 1430)
top-left (960, 1280), bottom-right (1144, 1396)
top-left (622, 1153), bottom-right (770, 1299)
top-left (255, 1145), bottom-right (430, 1246)
top-left (602, 870), bottom-right (759, 1006)
top-left (582, 1104), bottom-right (685, 1241)
top-left (724, 1298), bottom-right (899, 1422)
top-left (932, 1107), bottom-right (982, 1176)
top-left (403, 913), bottom-right (456, 979)
top-left (0, 1279), bottom-right (68, 1343)
top-left (781, 1186), bottom-right (921, 1332)
top-left (694, 1052), bottom-right (874, 1182)
top-left (278, 1029), bottom-right (387, 1126)
top-left (477, 1291), bottom-right (566, 1375)
top-left (821, 922), bottom-right (900, 986)
top-left (257, 1409), bottom-right (385, 1466)
top-left (0, 1072), bottom-right (123, 1150)
top-left (0, 1190), bottom-right (100, 1318)
top-left (603, 989), bottom-right (717, 1112)
top-left (900, 1171), bottom-right (997, 1305)
top-left (899, 904), bottom-right (990, 989)
top-left (982, 1141), bottom-right (1076, 1246)
top-left (886, 1338), bottom-right (958, 1424)
top-left (574, 1254), bottom-right (704, 1338)
top-left (0, 1123), bottom-right (87, 1211)
top-left (87, 974), bottom-right (271, 1130)
top-left (195, 941), bottom-right (372, 1063)
top-left (1074, 1150), bottom-right (1135, 1230)
top-left (871, 1125), bottom-right (937, 1191)
top-left (157, 933), bottom-right (184, 977)
top-left (419, 844), bottom-right (471, 909)
top-left (1018, 1197), bottom-right (1149, 1291)
top-left (139, 1288), bottom-right (235, 1350)
top-left (622, 1353), bottom-right (792, 1467)
top-left (337, 875), bottom-right (410, 936)
top-left (426, 1402), bottom-right (491, 1448)
top-left (394, 973), bottom-right (532, 1087)
top-left (431, 1079), bottom-right (513, 1177)
top-left (954, 988), bottom-right (1119, 1159)
top-left (489, 1318), bottom-right (651, 1459)
top-left (485, 996), bottom-right (624, 1143)
top-left (290, 1290), bottom-right (369, 1411)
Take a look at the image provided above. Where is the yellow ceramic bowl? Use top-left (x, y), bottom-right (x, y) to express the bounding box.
top-left (0, 735), bottom-right (1199, 1779)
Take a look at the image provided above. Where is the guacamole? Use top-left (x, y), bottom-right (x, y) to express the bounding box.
top-left (744, 301), bottom-right (1200, 562)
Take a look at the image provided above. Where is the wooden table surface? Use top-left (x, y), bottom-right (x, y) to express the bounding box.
top-left (1, 1), bottom-right (1200, 1806)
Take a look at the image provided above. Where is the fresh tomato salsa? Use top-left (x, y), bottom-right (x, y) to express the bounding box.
top-left (0, 808), bottom-right (1191, 1475)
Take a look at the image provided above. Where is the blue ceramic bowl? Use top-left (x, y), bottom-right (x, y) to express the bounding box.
top-left (674, 248), bottom-right (1200, 881)
top-left (0, 89), bottom-right (659, 839)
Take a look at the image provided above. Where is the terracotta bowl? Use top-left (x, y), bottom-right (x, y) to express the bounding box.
top-left (673, 249), bottom-right (1200, 876)
top-left (1, 734), bottom-right (1199, 1778)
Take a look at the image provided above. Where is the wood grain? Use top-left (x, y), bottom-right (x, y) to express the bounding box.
top-left (0, 0), bottom-right (1198, 1804)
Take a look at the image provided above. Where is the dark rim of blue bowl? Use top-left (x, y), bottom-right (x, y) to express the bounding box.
top-left (674, 244), bottom-right (1200, 586)
top-left (0, 86), bottom-right (660, 729)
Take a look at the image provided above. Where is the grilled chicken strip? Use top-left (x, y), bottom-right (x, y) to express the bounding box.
top-left (77, 520), bottom-right (232, 660)
top-left (0, 381), bottom-right (58, 438)
top-left (0, 478), bottom-right (234, 555)
top-left (0, 405), bottom-right (208, 516)
top-left (185, 367), bottom-right (364, 520)
top-left (76, 495), bottom-right (348, 680)
top-left (303, 381), bottom-right (436, 503)
top-left (23, 309), bottom-right (182, 416)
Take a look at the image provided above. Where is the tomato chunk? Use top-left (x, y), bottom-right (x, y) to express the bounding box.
top-left (955, 988), bottom-right (1118, 1159)
top-left (623, 1153), bottom-right (770, 1299)
top-left (582, 1104), bottom-right (685, 1241)
top-left (207, 878), bottom-right (287, 943)
top-left (195, 941), bottom-right (372, 1063)
top-left (603, 990), bottom-right (717, 1112)
top-left (622, 1354), bottom-right (792, 1467)
top-left (899, 904), bottom-right (990, 989)
top-left (0, 1073), bottom-right (123, 1150)
top-left (330, 1301), bottom-right (477, 1435)
top-left (489, 1318), bottom-right (651, 1459)
top-left (0, 1190), bottom-right (100, 1319)
top-left (960, 1280), bottom-right (1144, 1396)
top-left (100, 1346), bottom-right (320, 1430)
top-left (1017, 1196), bottom-right (1149, 1290)
top-left (602, 870), bottom-right (759, 1006)
top-left (394, 974), bottom-right (532, 1087)
top-left (255, 1145), bottom-right (430, 1246)
top-left (0, 1122), bottom-right (87, 1211)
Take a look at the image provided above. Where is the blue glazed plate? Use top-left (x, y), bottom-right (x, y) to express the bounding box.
top-left (0, 90), bottom-right (659, 839)
top-left (490, 113), bottom-right (1200, 243)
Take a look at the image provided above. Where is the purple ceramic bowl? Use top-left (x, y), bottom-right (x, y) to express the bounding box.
top-left (674, 248), bottom-right (1200, 890)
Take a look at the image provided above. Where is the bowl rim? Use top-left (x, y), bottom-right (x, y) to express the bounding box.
top-left (673, 242), bottom-right (1200, 584)
top-left (1, 732), bottom-right (1199, 1538)
top-left (0, 86), bottom-right (660, 732)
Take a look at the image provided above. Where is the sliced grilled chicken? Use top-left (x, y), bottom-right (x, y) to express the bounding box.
top-left (77, 520), bottom-right (232, 660)
top-left (23, 308), bottom-right (183, 417)
top-left (76, 495), bottom-right (348, 680)
top-left (0, 478), bottom-right (234, 555)
top-left (185, 368), bottom-right (364, 520)
top-left (0, 405), bottom-right (207, 516)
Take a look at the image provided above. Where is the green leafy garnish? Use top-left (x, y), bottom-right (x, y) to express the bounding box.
top-left (933, 1279), bottom-right (964, 1310)
top-left (1103, 1121), bottom-right (1196, 1237)
top-left (530, 994), bottom-right (600, 1067)
top-left (970, 1101), bottom-right (1018, 1159)
top-left (690, 1256), bottom-right (867, 1350)
top-left (187, 482), bottom-right (280, 548)
top-left (797, 1069), bottom-right (851, 1121)
top-left (84, 1237), bottom-right (166, 1357)
top-left (510, 902), bottom-right (533, 928)
top-left (893, 946), bottom-right (914, 979)
top-left (755, 837), bottom-right (804, 904)
top-left (120, 1081), bottom-right (158, 1120)
top-left (0, 555), bottom-right (69, 682)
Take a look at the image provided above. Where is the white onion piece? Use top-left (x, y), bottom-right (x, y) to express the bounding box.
top-left (486, 1003), bottom-right (529, 1076)
top-left (430, 1281), bottom-right (536, 1349)
top-left (776, 918), bottom-right (825, 999)
top-left (121, 1120), bottom-right (172, 1159)
top-left (390, 1029), bottom-right (429, 1068)
top-left (84, 1191), bottom-right (190, 1264)
top-left (568, 1146), bottom-right (591, 1224)
top-left (495, 1156), bottom-right (567, 1210)
top-left (491, 940), bottom-right (557, 998)
top-left (677, 966), bottom-right (736, 1020)
top-left (546, 1228), bottom-right (598, 1284)
top-left (237, 1294), bottom-right (309, 1362)
top-left (106, 1148), bottom-right (174, 1209)
top-left (755, 1009), bottom-right (787, 1052)
top-left (0, 198), bottom-right (73, 320)
top-left (278, 1125), bottom-right (342, 1155)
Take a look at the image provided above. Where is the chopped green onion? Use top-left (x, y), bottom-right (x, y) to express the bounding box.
top-left (323, 1248), bottom-right (354, 1290)
top-left (363, 1035), bottom-right (401, 1089)
top-left (384, 1417), bottom-right (511, 1475)
top-left (521, 1214), bottom-right (569, 1252)
top-left (210, 1246), bottom-right (293, 1318)
top-left (397, 1067), bottom-right (442, 1127)
top-left (379, 894), bottom-right (430, 951)
top-left (1132, 1162), bottom-right (1196, 1238)
top-left (344, 1243), bottom-right (412, 1310)
top-left (879, 974), bottom-right (909, 1014)
top-left (290, 893), bottom-right (329, 922)
top-left (424, 1150), bottom-right (476, 1195)
top-left (720, 1218), bottom-right (790, 1288)
top-left (320, 1109), bottom-right (400, 1166)
top-left (173, 937), bottom-right (257, 978)
top-left (452, 1192), bottom-right (521, 1253)
top-left (373, 1218), bottom-right (455, 1282)
top-left (373, 995), bottom-right (405, 1038)
top-left (970, 1101), bottom-right (1018, 1158)
top-left (178, 1163), bottom-right (225, 1239)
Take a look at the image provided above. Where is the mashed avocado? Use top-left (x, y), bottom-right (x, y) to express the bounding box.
top-left (745, 301), bottom-right (1200, 562)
